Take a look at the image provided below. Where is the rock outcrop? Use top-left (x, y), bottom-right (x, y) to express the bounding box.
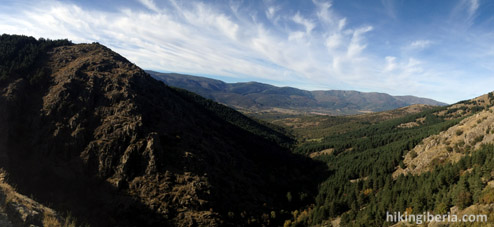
top-left (0, 36), bottom-right (324, 226)
top-left (394, 106), bottom-right (494, 178)
top-left (0, 170), bottom-right (63, 227)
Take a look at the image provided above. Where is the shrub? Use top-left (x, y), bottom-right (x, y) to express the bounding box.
top-left (456, 129), bottom-right (463, 136)
top-left (434, 202), bottom-right (449, 214)
top-left (455, 191), bottom-right (472, 209)
top-left (473, 135), bottom-right (484, 144)
top-left (399, 161), bottom-right (405, 169)
top-left (480, 187), bottom-right (494, 204)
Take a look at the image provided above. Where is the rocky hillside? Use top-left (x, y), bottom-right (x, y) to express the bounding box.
top-left (394, 93), bottom-right (494, 177)
top-left (149, 71), bottom-right (447, 115)
top-left (0, 35), bottom-right (325, 226)
top-left (0, 170), bottom-right (69, 227)
top-left (273, 87), bottom-right (494, 226)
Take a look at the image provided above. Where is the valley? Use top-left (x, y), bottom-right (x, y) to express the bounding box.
top-left (1, 34), bottom-right (494, 226)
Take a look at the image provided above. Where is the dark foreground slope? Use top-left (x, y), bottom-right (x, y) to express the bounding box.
top-left (149, 71), bottom-right (447, 115)
top-left (0, 35), bottom-right (325, 226)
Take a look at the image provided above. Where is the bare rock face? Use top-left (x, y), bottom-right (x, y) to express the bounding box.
top-left (0, 40), bottom-right (322, 226)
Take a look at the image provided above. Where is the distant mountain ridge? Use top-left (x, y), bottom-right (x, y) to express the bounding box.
top-left (148, 71), bottom-right (447, 115)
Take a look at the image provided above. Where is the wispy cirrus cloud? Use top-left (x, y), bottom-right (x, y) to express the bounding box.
top-left (138, 0), bottom-right (160, 13)
top-left (407, 40), bottom-right (433, 51)
top-left (380, 0), bottom-right (397, 19)
top-left (467, 0), bottom-right (480, 16)
top-left (292, 13), bottom-right (315, 34)
top-left (451, 0), bottom-right (480, 25)
top-left (1, 0), bottom-right (494, 103)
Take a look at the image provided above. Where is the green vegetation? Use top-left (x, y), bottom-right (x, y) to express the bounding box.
top-left (4, 34), bottom-right (494, 226)
top-left (473, 135), bottom-right (485, 145)
top-left (150, 71), bottom-right (447, 116)
top-left (446, 146), bottom-right (453, 152)
top-left (0, 34), bottom-right (324, 227)
top-left (262, 105), bottom-right (437, 145)
top-left (0, 34), bottom-right (72, 85)
top-left (169, 86), bottom-right (296, 148)
top-left (280, 103), bottom-right (494, 226)
top-left (279, 114), bottom-right (373, 141)
top-left (293, 107), bottom-right (452, 156)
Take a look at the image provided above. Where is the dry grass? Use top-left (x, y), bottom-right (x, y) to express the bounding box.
top-left (0, 170), bottom-right (17, 206)
top-left (42, 212), bottom-right (80, 227)
top-left (0, 169), bottom-right (85, 227)
top-left (62, 214), bottom-right (78, 227)
top-left (394, 107), bottom-right (494, 178)
top-left (42, 213), bottom-right (62, 227)
top-left (309, 148), bottom-right (334, 158)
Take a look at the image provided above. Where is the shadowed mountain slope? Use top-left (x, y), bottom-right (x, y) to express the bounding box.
top-left (0, 34), bottom-right (325, 226)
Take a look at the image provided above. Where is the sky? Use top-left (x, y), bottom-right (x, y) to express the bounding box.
top-left (1, 0), bottom-right (494, 103)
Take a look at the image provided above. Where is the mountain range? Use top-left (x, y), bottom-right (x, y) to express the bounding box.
top-left (149, 71), bottom-right (447, 115)
top-left (3, 34), bottom-right (494, 227)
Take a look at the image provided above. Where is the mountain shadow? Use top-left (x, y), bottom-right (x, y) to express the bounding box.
top-left (0, 34), bottom-right (327, 226)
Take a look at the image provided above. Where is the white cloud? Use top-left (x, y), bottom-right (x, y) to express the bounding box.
top-left (313, 0), bottom-right (333, 23)
top-left (468, 0), bottom-right (479, 17)
top-left (2, 0), bottom-right (491, 103)
top-left (452, 0), bottom-right (481, 25)
top-left (338, 18), bottom-right (346, 31)
top-left (292, 12), bottom-right (315, 34)
top-left (325, 33), bottom-right (342, 49)
top-left (408, 40), bottom-right (433, 50)
top-left (347, 26), bottom-right (373, 57)
top-left (0, 0), bottom-right (378, 90)
top-left (138, 0), bottom-right (160, 13)
top-left (384, 56), bottom-right (397, 72)
top-left (266, 6), bottom-right (278, 19)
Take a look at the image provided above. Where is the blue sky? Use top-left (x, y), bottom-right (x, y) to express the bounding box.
top-left (1, 0), bottom-right (494, 103)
